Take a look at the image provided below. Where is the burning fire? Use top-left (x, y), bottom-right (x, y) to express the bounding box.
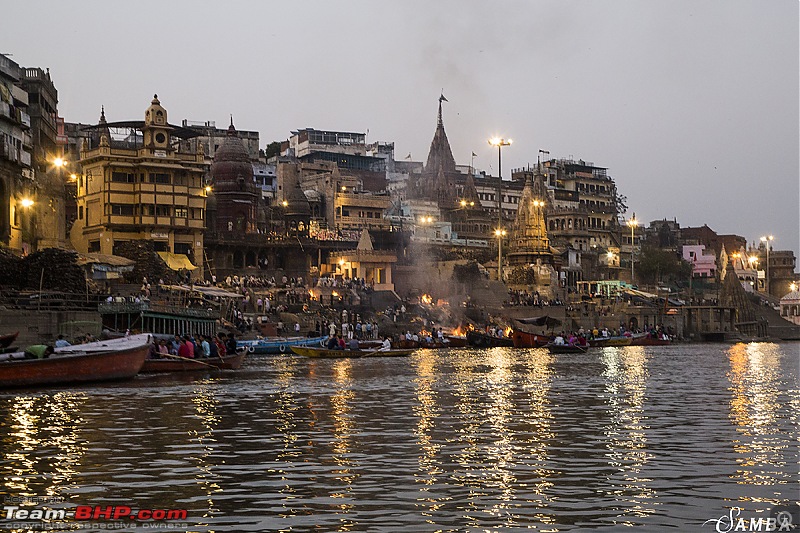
top-left (332, 291), bottom-right (339, 297)
top-left (504, 326), bottom-right (513, 337)
top-left (421, 294), bottom-right (433, 304)
top-left (451, 326), bottom-right (465, 336)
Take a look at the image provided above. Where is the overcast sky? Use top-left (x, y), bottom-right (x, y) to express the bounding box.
top-left (5, 1), bottom-right (798, 259)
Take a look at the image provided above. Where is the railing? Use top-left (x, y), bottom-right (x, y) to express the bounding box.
top-left (98, 301), bottom-right (218, 319)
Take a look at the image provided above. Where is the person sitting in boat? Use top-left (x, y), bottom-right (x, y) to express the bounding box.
top-left (553, 333), bottom-right (566, 345)
top-left (23, 345), bottom-right (54, 360)
top-left (178, 336), bottom-right (195, 359)
top-left (199, 335), bottom-right (211, 358)
top-left (326, 334), bottom-right (338, 350)
top-left (54, 335), bottom-right (71, 348)
top-left (225, 333), bottom-right (237, 355)
top-left (214, 333), bottom-right (227, 357)
top-left (380, 337), bottom-right (392, 351)
top-left (348, 337), bottom-right (359, 351)
top-left (336, 335), bottom-right (346, 350)
top-left (158, 339), bottom-right (170, 357)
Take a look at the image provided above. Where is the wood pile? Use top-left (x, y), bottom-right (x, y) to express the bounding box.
top-left (0, 248), bottom-right (23, 287)
top-left (113, 241), bottom-right (177, 285)
top-left (24, 248), bottom-right (86, 293)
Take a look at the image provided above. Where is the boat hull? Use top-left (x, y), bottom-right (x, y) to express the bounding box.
top-left (466, 331), bottom-right (514, 348)
top-left (547, 343), bottom-right (588, 354)
top-left (238, 336), bottom-right (328, 354)
top-left (0, 331), bottom-right (19, 349)
top-left (0, 344), bottom-right (149, 388)
top-left (290, 346), bottom-right (414, 358)
top-left (511, 330), bottom-right (553, 348)
top-left (140, 350), bottom-right (247, 373)
top-left (588, 336), bottom-right (633, 347)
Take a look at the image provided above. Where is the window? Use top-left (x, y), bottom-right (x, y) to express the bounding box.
top-left (110, 204), bottom-right (135, 216)
top-left (111, 171), bottom-right (135, 183)
top-left (175, 207), bottom-right (188, 218)
top-left (148, 172), bottom-right (170, 184)
top-left (78, 206), bottom-right (83, 220)
top-left (88, 240), bottom-right (100, 252)
top-left (191, 208), bottom-right (204, 220)
top-left (155, 205), bottom-right (171, 217)
top-left (142, 205), bottom-right (155, 216)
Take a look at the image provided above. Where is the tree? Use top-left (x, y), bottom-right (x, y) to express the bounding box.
top-left (264, 141), bottom-right (282, 160)
top-left (636, 246), bottom-right (692, 285)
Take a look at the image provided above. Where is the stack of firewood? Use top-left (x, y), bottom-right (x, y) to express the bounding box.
top-left (24, 248), bottom-right (86, 293)
top-left (113, 241), bottom-right (178, 285)
top-left (0, 248), bottom-right (24, 287)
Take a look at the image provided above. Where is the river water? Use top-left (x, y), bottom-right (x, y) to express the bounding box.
top-left (0, 343), bottom-right (798, 532)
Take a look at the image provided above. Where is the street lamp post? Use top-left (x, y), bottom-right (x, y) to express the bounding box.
top-left (626, 213), bottom-right (638, 285)
top-left (760, 235), bottom-right (774, 295)
top-left (495, 228), bottom-right (507, 282)
top-left (488, 138), bottom-right (512, 229)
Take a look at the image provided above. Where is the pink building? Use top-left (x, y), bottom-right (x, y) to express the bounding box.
top-left (682, 244), bottom-right (717, 278)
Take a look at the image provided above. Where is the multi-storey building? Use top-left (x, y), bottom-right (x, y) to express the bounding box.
top-left (0, 54), bottom-right (33, 252)
top-left (72, 96), bottom-right (208, 275)
top-left (22, 66), bottom-right (65, 249)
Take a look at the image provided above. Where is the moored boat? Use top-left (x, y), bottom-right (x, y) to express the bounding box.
top-left (237, 335), bottom-right (328, 355)
top-left (511, 330), bottom-right (553, 348)
top-left (0, 331), bottom-right (19, 349)
top-left (466, 330), bottom-right (514, 348)
top-left (140, 349), bottom-right (247, 373)
top-left (290, 346), bottom-right (415, 358)
top-left (630, 333), bottom-right (672, 346)
top-left (588, 335), bottom-right (633, 347)
top-left (0, 336), bottom-right (151, 388)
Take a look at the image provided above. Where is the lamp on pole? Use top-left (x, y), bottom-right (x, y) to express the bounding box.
top-left (626, 213), bottom-right (638, 285)
top-left (495, 228), bottom-right (507, 282)
top-left (760, 235), bottom-right (774, 295)
top-left (488, 137), bottom-right (512, 229)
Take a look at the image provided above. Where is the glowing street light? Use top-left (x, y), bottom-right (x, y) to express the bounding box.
top-left (53, 157), bottom-right (65, 168)
top-left (20, 198), bottom-right (34, 208)
top-left (626, 213), bottom-right (638, 285)
top-left (281, 200), bottom-right (288, 207)
top-left (760, 235), bottom-right (774, 294)
top-left (495, 227), bottom-right (507, 282)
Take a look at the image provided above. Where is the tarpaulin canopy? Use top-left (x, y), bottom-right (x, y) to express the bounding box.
top-left (157, 252), bottom-right (198, 271)
top-left (160, 284), bottom-right (244, 299)
top-left (515, 316), bottom-right (562, 328)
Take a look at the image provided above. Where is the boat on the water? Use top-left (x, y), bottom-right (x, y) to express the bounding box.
top-left (630, 333), bottom-right (672, 346)
top-left (511, 330), bottom-right (553, 348)
top-left (0, 335), bottom-right (151, 388)
top-left (466, 330), bottom-right (514, 348)
top-left (237, 335), bottom-right (328, 355)
top-left (546, 343), bottom-right (588, 354)
top-left (140, 349), bottom-right (247, 373)
top-left (0, 331), bottom-right (19, 349)
top-left (588, 335), bottom-right (633, 347)
top-left (290, 346), bottom-right (415, 358)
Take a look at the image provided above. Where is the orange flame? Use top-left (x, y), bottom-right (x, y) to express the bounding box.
top-left (421, 294), bottom-right (433, 304)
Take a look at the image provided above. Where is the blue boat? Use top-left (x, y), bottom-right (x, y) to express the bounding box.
top-left (238, 335), bottom-right (328, 355)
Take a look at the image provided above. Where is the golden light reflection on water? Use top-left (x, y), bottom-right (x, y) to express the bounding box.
top-left (412, 347), bottom-right (558, 528)
top-left (272, 356), bottom-right (303, 518)
top-left (189, 380), bottom-right (223, 519)
top-left (727, 342), bottom-right (792, 496)
top-left (1, 392), bottom-right (87, 499)
top-left (328, 358), bottom-right (357, 523)
top-left (599, 346), bottom-right (658, 519)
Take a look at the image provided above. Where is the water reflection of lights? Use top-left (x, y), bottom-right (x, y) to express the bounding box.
top-left (1, 392), bottom-right (87, 498)
top-left (727, 342), bottom-right (791, 495)
top-left (271, 356), bottom-right (304, 516)
top-left (329, 359), bottom-right (358, 514)
top-left (600, 346), bottom-right (657, 519)
top-left (190, 380), bottom-right (223, 519)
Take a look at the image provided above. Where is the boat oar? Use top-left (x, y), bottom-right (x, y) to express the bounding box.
top-left (161, 353), bottom-right (218, 369)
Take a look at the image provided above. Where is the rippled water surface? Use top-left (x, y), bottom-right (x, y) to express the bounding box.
top-left (1, 343), bottom-right (798, 531)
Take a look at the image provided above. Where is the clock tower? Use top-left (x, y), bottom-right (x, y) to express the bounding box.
top-left (142, 94), bottom-right (170, 150)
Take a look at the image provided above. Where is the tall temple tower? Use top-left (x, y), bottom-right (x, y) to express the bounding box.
top-left (508, 171), bottom-right (552, 264)
top-left (408, 95), bottom-right (458, 209)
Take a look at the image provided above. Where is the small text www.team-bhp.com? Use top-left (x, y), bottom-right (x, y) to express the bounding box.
top-left (3, 505), bottom-right (188, 521)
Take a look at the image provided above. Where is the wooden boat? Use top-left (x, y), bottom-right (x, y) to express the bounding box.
top-left (466, 330), bottom-right (514, 348)
top-left (444, 335), bottom-right (467, 348)
top-left (546, 343), bottom-right (589, 354)
top-left (0, 336), bottom-right (151, 388)
top-left (392, 338), bottom-right (420, 349)
top-left (237, 335), bottom-right (328, 355)
top-left (511, 330), bottom-right (553, 348)
top-left (290, 346), bottom-right (415, 358)
top-left (140, 349), bottom-right (247, 373)
top-left (630, 333), bottom-right (672, 346)
top-left (0, 331), bottom-right (19, 349)
top-left (588, 335), bottom-right (633, 347)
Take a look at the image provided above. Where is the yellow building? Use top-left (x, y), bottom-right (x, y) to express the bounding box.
top-left (70, 96), bottom-right (208, 276)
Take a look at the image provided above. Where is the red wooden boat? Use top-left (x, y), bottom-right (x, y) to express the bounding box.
top-left (0, 331), bottom-right (19, 349)
top-left (511, 330), bottom-right (553, 348)
top-left (466, 330), bottom-right (514, 348)
top-left (140, 349), bottom-right (247, 373)
top-left (0, 337), bottom-right (150, 388)
top-left (630, 333), bottom-right (672, 346)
